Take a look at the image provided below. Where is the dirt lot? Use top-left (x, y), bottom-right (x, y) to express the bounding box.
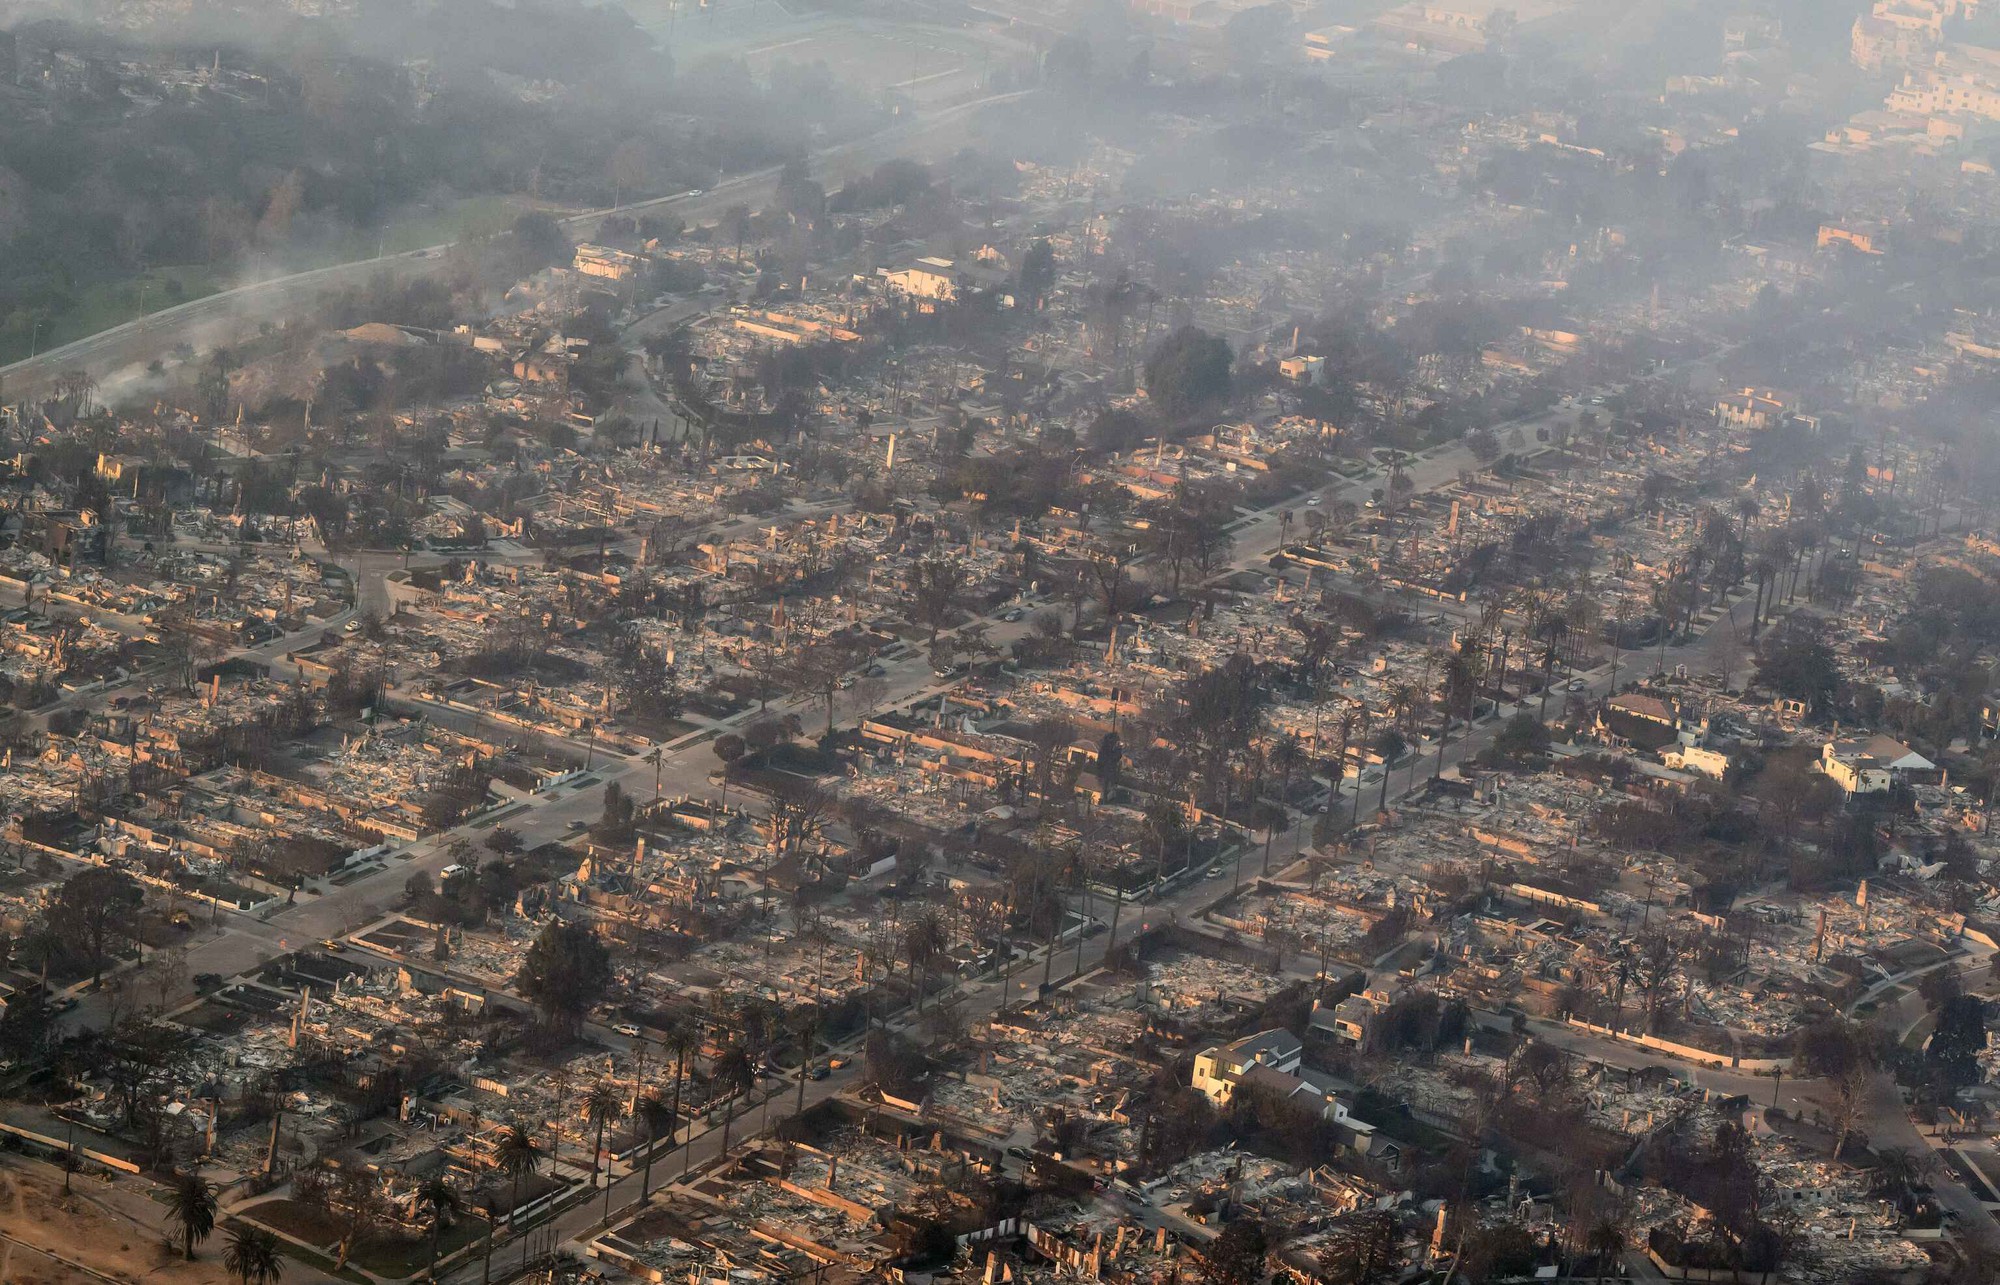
top-left (0, 1158), bottom-right (216, 1284)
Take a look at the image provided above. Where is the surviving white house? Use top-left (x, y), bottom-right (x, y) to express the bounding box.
top-left (1663, 744), bottom-right (1730, 780)
top-left (1190, 1029), bottom-right (1380, 1153)
top-left (878, 256), bottom-right (1012, 305)
top-left (1818, 734), bottom-right (1935, 795)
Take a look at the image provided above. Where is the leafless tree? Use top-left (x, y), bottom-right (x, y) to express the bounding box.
top-left (1827, 1063), bottom-right (1872, 1161)
top-left (765, 779), bottom-right (834, 867)
top-left (911, 553), bottom-right (970, 643)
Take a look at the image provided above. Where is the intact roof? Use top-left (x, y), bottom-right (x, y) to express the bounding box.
top-left (1609, 693), bottom-right (1676, 723)
top-left (1223, 1028), bottom-right (1303, 1061)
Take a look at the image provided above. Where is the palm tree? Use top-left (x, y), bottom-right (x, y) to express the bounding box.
top-left (486, 1122), bottom-right (541, 1285)
top-left (663, 1019), bottom-right (698, 1177)
top-left (584, 1080), bottom-right (625, 1225)
top-left (990, 890), bottom-right (1022, 1015)
top-left (223, 1225), bottom-right (283, 1285)
top-left (1385, 681), bottom-right (1422, 733)
top-left (636, 1089), bottom-right (674, 1201)
top-left (789, 1003), bottom-right (821, 1121)
top-left (1330, 707), bottom-right (1358, 808)
top-left (168, 1170), bottom-right (218, 1260)
top-left (1586, 1216), bottom-right (1624, 1284)
top-left (1271, 730), bottom-right (1305, 805)
top-left (711, 1043), bottom-right (757, 1158)
top-left (901, 909), bottom-right (948, 1014)
top-left (1069, 842), bottom-right (1096, 979)
top-left (418, 1175), bottom-right (460, 1282)
top-left (1349, 708), bottom-right (1370, 824)
top-left (545, 1064), bottom-right (573, 1177)
top-left (724, 204), bottom-right (751, 265)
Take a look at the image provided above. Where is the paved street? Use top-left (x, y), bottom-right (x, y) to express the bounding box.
top-left (20, 306), bottom-right (1961, 1265)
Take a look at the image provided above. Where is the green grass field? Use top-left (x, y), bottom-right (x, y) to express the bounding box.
top-left (0, 264), bottom-right (228, 367)
top-left (0, 193), bottom-right (545, 368)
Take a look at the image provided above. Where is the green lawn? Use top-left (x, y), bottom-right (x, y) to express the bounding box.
top-left (380, 194), bottom-right (538, 254)
top-left (309, 193), bottom-right (546, 267)
top-left (0, 194), bottom-right (541, 367)
top-left (0, 264), bottom-right (228, 366)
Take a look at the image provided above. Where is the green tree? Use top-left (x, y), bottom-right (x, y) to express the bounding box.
top-left (901, 909), bottom-right (950, 1014)
top-left (1586, 1216), bottom-right (1625, 1285)
top-left (1753, 630), bottom-right (1840, 712)
top-left (167, 1170), bottom-right (218, 1260)
top-left (663, 1019), bottom-right (698, 1176)
top-left (585, 1079), bottom-right (625, 1224)
top-left (489, 1122), bottom-right (542, 1283)
top-left (517, 921), bottom-right (613, 1038)
top-left (1928, 994), bottom-right (1987, 1092)
top-left (1143, 326), bottom-right (1233, 424)
top-left (1017, 239), bottom-right (1057, 307)
top-left (711, 1043), bottom-right (757, 1157)
top-left (510, 213), bottom-right (573, 272)
top-left (223, 1224), bottom-right (284, 1285)
top-left (1488, 712), bottom-right (1551, 764)
top-left (774, 159), bottom-right (825, 223)
top-left (637, 1089), bottom-right (674, 1200)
